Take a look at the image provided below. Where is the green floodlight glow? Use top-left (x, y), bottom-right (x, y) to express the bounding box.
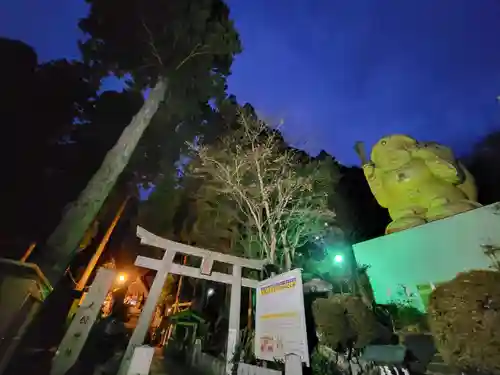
top-left (333, 254), bottom-right (344, 264)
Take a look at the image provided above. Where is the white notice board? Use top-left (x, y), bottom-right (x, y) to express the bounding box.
top-left (254, 269), bottom-right (309, 366)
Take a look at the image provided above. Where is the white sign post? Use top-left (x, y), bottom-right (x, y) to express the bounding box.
top-left (255, 269), bottom-right (309, 375)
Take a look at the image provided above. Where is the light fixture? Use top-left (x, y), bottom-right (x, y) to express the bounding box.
top-left (117, 273), bottom-right (127, 284)
top-left (207, 288), bottom-right (215, 297)
top-left (333, 254), bottom-right (344, 264)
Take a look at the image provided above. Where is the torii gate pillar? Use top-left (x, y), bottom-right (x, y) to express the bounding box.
top-left (117, 227), bottom-right (265, 375)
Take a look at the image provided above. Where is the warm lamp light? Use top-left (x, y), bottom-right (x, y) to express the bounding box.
top-left (117, 273), bottom-right (127, 283)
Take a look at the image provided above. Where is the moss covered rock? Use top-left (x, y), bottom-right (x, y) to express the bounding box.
top-left (428, 270), bottom-right (500, 375)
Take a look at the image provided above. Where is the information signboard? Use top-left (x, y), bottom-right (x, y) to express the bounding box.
top-left (254, 269), bottom-right (309, 366)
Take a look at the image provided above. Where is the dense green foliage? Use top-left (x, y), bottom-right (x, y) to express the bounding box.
top-left (466, 130), bottom-right (500, 204)
top-left (310, 348), bottom-right (346, 375)
top-left (312, 295), bottom-right (392, 351)
top-left (141, 108), bottom-right (341, 269)
top-left (137, 96), bottom-right (251, 240)
top-left (0, 37), bottom-right (142, 258)
top-left (79, 0), bottom-right (242, 187)
top-left (428, 270), bottom-right (500, 375)
top-left (9, 0), bottom-right (242, 282)
top-left (79, 0), bottom-right (240, 89)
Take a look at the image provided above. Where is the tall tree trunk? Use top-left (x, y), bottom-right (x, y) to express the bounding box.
top-left (41, 79), bottom-right (167, 284)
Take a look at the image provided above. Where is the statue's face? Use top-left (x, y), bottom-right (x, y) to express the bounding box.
top-left (371, 134), bottom-right (417, 169)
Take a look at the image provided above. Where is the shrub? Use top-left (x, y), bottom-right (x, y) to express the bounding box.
top-left (384, 303), bottom-right (429, 333)
top-left (427, 270), bottom-right (500, 375)
top-left (311, 348), bottom-right (346, 375)
top-left (313, 296), bottom-right (353, 350)
top-left (313, 295), bottom-right (390, 351)
top-left (342, 296), bottom-right (385, 348)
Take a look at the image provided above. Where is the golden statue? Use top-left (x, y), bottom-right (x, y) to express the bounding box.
top-left (355, 135), bottom-right (481, 234)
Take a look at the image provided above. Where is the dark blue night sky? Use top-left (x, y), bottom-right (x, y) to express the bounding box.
top-left (2, 0), bottom-right (500, 165)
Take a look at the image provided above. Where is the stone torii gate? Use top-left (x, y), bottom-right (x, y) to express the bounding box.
top-left (116, 226), bottom-right (266, 375)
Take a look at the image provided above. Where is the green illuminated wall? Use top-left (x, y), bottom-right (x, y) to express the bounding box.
top-left (352, 202), bottom-right (500, 311)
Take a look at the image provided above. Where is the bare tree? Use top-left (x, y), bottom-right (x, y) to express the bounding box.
top-left (188, 114), bottom-right (336, 270)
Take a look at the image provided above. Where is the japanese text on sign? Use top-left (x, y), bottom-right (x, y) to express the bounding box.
top-left (260, 277), bottom-right (297, 295)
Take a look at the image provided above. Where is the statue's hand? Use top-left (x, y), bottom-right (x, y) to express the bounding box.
top-left (410, 144), bottom-right (461, 184)
top-left (362, 162), bottom-right (376, 180)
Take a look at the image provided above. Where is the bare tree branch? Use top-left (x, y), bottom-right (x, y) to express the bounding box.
top-left (175, 43), bottom-right (212, 71)
top-left (141, 18), bottom-right (164, 67)
top-left (187, 113), bottom-right (336, 269)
